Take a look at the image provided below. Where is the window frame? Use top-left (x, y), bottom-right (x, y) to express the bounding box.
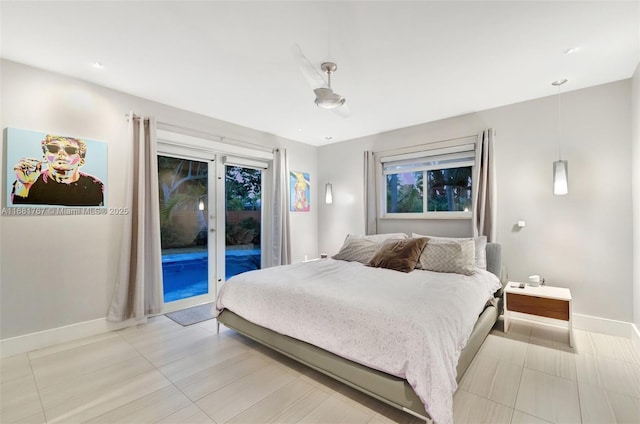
top-left (376, 136), bottom-right (477, 220)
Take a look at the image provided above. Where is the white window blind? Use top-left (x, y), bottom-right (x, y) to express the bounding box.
top-left (381, 143), bottom-right (475, 174)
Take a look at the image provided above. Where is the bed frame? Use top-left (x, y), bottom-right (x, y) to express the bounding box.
top-left (217, 243), bottom-right (504, 422)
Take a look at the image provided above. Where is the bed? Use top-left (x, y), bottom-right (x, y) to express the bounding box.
top-left (214, 235), bottom-right (504, 424)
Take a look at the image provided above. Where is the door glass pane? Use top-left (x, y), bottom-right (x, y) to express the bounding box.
top-left (225, 166), bottom-right (261, 279)
top-left (158, 156), bottom-right (209, 302)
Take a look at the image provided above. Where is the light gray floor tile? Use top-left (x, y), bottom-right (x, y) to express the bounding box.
top-left (153, 404), bottom-right (215, 424)
top-left (575, 352), bottom-right (640, 398)
top-left (0, 354), bottom-right (32, 384)
top-left (460, 354), bottom-right (523, 407)
top-left (82, 385), bottom-right (191, 424)
top-left (195, 363), bottom-right (296, 423)
top-left (29, 334), bottom-right (140, 389)
top-left (297, 393), bottom-right (375, 424)
top-left (43, 369), bottom-right (171, 423)
top-left (529, 323), bottom-right (572, 349)
top-left (524, 343), bottom-right (577, 380)
top-left (0, 375), bottom-right (43, 423)
top-left (479, 333), bottom-right (529, 366)
top-left (589, 331), bottom-right (640, 366)
top-left (510, 410), bottom-right (552, 424)
top-left (453, 389), bottom-right (513, 424)
top-left (515, 368), bottom-right (581, 424)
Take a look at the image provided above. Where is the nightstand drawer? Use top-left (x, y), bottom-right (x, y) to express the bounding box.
top-left (506, 292), bottom-right (569, 321)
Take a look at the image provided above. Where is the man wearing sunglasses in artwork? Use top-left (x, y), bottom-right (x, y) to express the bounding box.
top-left (11, 134), bottom-right (104, 206)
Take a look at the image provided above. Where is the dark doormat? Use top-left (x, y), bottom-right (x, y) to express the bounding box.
top-left (165, 302), bottom-right (215, 326)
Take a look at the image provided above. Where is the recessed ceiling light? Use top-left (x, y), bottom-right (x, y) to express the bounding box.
top-left (297, 128), bottom-right (303, 132)
top-left (92, 62), bottom-right (104, 69)
top-left (325, 136), bottom-right (333, 141)
top-left (563, 47), bottom-right (579, 54)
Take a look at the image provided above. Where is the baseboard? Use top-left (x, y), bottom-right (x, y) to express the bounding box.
top-left (572, 313), bottom-right (636, 338)
top-left (0, 317), bottom-right (145, 358)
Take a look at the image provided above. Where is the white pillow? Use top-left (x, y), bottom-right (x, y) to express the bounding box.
top-left (412, 233), bottom-right (487, 269)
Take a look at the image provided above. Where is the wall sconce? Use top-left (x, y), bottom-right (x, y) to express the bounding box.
top-left (325, 183), bottom-right (333, 204)
top-left (552, 79), bottom-right (569, 195)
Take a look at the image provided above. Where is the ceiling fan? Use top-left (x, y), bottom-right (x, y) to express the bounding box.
top-left (292, 44), bottom-right (350, 117)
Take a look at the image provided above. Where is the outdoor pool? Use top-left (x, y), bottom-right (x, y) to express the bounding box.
top-left (162, 249), bottom-right (261, 302)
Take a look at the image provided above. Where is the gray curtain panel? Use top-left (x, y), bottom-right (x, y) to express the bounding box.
top-left (363, 151), bottom-right (377, 235)
top-left (473, 128), bottom-right (497, 242)
top-left (269, 148), bottom-right (291, 266)
top-left (107, 113), bottom-right (163, 321)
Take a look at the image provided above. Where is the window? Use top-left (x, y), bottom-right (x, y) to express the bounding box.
top-left (380, 141), bottom-right (475, 218)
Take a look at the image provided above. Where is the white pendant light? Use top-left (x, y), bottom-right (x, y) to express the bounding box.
top-left (325, 183), bottom-right (333, 204)
top-left (552, 79), bottom-right (569, 195)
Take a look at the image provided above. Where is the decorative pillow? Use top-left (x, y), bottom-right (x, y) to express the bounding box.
top-left (332, 238), bottom-right (381, 264)
top-left (412, 233), bottom-right (487, 270)
top-left (367, 237), bottom-right (428, 273)
top-left (345, 232), bottom-right (408, 244)
top-left (417, 238), bottom-right (476, 276)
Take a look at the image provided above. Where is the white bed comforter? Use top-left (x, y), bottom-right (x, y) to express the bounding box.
top-left (214, 259), bottom-right (501, 424)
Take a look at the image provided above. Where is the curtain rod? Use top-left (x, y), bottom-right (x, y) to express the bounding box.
top-left (156, 121), bottom-right (274, 154)
top-left (373, 133), bottom-right (479, 156)
top-left (124, 114), bottom-right (274, 154)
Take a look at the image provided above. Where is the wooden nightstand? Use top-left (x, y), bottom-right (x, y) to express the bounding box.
top-left (504, 283), bottom-right (573, 347)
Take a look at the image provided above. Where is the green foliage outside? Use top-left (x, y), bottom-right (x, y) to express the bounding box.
top-left (386, 167), bottom-right (472, 213)
top-left (225, 166), bottom-right (262, 247)
top-left (158, 157), bottom-right (208, 249)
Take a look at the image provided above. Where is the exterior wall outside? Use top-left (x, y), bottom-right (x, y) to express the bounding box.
top-left (318, 80), bottom-right (633, 323)
top-left (0, 60), bottom-right (318, 340)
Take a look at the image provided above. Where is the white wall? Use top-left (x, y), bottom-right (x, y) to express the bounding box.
top-left (632, 63), bottom-right (640, 331)
top-left (318, 80), bottom-right (633, 323)
top-left (0, 60), bottom-right (318, 340)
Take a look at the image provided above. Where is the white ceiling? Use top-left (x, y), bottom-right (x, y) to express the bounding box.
top-left (1, 1), bottom-right (638, 146)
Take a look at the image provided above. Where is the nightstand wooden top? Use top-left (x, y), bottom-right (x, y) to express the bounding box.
top-left (505, 283), bottom-right (572, 301)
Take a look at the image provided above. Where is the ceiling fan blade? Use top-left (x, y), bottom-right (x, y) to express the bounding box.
top-left (332, 103), bottom-right (351, 118)
top-left (291, 43), bottom-right (327, 90)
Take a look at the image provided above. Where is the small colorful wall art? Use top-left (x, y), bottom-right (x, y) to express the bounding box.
top-left (289, 171), bottom-right (310, 212)
top-left (4, 128), bottom-right (108, 208)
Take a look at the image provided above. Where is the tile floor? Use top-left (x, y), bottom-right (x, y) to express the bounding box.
top-left (1, 316), bottom-right (639, 424)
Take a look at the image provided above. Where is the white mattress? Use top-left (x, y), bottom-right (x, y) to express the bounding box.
top-left (214, 258), bottom-right (501, 424)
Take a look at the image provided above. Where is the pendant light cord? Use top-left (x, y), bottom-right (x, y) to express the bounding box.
top-left (553, 78), bottom-right (567, 161)
top-left (557, 83), bottom-right (562, 161)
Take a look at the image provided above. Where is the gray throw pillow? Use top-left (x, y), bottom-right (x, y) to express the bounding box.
top-left (417, 238), bottom-right (476, 276)
top-left (332, 238), bottom-right (381, 264)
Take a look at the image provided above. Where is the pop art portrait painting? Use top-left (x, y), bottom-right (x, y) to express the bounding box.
top-left (5, 128), bottom-right (107, 207)
top-left (289, 171), bottom-right (310, 212)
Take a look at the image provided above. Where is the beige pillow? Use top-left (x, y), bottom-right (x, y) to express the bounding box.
top-left (332, 238), bottom-right (381, 264)
top-left (367, 237), bottom-right (428, 273)
top-left (412, 233), bottom-right (487, 269)
top-left (417, 238), bottom-right (476, 276)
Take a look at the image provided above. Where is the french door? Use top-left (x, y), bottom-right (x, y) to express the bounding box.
top-left (157, 151), bottom-right (216, 312)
